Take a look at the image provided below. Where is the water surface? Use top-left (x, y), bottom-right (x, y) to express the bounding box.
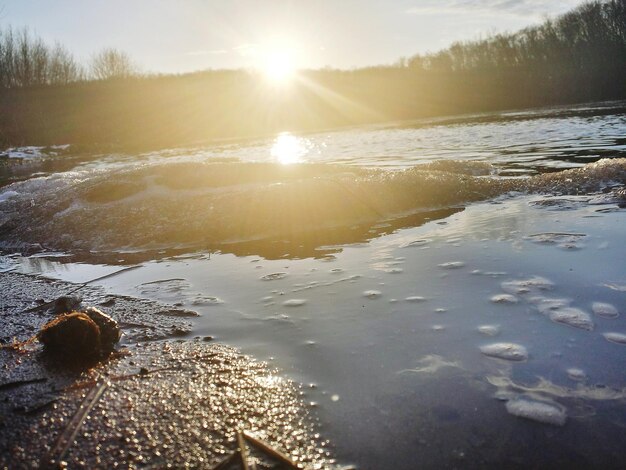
top-left (2, 101), bottom-right (626, 469)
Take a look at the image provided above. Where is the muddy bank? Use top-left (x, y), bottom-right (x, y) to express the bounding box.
top-left (0, 272), bottom-right (334, 469)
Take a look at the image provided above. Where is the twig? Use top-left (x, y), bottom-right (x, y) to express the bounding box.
top-left (43, 381), bottom-right (108, 468)
top-left (23, 265), bottom-right (141, 314)
top-left (243, 431), bottom-right (301, 469)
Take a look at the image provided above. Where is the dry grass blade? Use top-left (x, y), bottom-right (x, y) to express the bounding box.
top-left (243, 431), bottom-right (301, 469)
top-left (43, 381), bottom-right (108, 468)
top-left (237, 430), bottom-right (257, 470)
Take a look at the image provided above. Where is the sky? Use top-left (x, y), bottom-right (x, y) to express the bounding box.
top-left (1, 0), bottom-right (588, 74)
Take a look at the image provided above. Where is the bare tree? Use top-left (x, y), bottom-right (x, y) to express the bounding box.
top-left (90, 48), bottom-right (137, 80)
top-left (0, 26), bottom-right (82, 87)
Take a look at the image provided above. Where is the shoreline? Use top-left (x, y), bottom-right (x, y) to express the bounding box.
top-left (0, 272), bottom-right (334, 469)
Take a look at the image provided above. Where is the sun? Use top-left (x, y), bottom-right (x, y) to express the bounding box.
top-left (261, 49), bottom-right (297, 84)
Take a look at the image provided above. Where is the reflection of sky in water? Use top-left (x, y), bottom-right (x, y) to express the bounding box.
top-left (13, 195), bottom-right (626, 468)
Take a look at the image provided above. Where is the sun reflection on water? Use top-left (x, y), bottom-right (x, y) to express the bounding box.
top-left (270, 132), bottom-right (309, 164)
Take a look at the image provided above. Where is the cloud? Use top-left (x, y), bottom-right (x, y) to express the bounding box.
top-left (406, 0), bottom-right (583, 18)
top-left (232, 43), bottom-right (260, 57)
top-left (185, 49), bottom-right (229, 56)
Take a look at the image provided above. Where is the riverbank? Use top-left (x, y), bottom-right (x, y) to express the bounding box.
top-left (0, 272), bottom-right (334, 469)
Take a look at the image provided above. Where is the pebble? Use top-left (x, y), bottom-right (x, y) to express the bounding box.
top-left (480, 342), bottom-right (528, 361)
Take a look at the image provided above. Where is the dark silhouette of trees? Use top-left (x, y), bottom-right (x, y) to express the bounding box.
top-left (406, 0), bottom-right (626, 104)
top-left (0, 0), bottom-right (624, 148)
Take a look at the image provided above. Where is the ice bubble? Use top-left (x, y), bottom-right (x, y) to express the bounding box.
top-left (431, 325), bottom-right (445, 331)
top-left (490, 294), bottom-right (519, 304)
top-left (438, 261), bottom-right (465, 269)
top-left (603, 332), bottom-right (626, 345)
top-left (505, 398), bottom-right (567, 426)
top-left (477, 325), bottom-right (501, 336)
top-left (435, 308), bottom-right (448, 313)
top-left (363, 290), bottom-right (382, 299)
top-left (260, 272), bottom-right (288, 281)
top-left (282, 299), bottom-right (307, 307)
top-left (592, 302), bottom-right (619, 318)
top-left (480, 342), bottom-right (528, 361)
top-left (548, 308), bottom-right (594, 331)
top-left (566, 368), bottom-right (587, 381)
top-left (501, 276), bottom-right (553, 295)
top-left (405, 296), bottom-right (426, 302)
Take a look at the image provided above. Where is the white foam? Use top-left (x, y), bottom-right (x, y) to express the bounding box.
top-left (548, 307), bottom-right (594, 331)
top-left (282, 299), bottom-right (307, 307)
top-left (480, 342), bottom-right (528, 361)
top-left (363, 290), bottom-right (382, 299)
top-left (505, 398), bottom-right (567, 426)
top-left (477, 325), bottom-right (500, 336)
top-left (260, 272), bottom-right (288, 281)
top-left (438, 261), bottom-right (465, 269)
top-left (501, 276), bottom-right (554, 295)
top-left (191, 295), bottom-right (224, 306)
top-left (566, 368), bottom-right (586, 381)
top-left (490, 294), bottom-right (519, 304)
top-left (603, 332), bottom-right (626, 345)
top-left (592, 302), bottom-right (619, 318)
top-left (530, 297), bottom-right (570, 314)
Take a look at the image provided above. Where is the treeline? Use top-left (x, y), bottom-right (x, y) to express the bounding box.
top-left (403, 0), bottom-right (626, 104)
top-left (0, 27), bottom-right (136, 87)
top-left (0, 0), bottom-right (625, 148)
top-left (0, 27), bottom-right (81, 87)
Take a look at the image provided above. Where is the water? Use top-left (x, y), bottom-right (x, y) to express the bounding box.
top-left (1, 101), bottom-right (626, 468)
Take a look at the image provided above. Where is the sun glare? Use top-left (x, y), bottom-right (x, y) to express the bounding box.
top-left (261, 49), bottom-right (297, 84)
top-left (270, 132), bottom-right (308, 164)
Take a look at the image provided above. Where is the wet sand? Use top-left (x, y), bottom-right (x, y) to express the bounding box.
top-left (0, 272), bottom-right (333, 469)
